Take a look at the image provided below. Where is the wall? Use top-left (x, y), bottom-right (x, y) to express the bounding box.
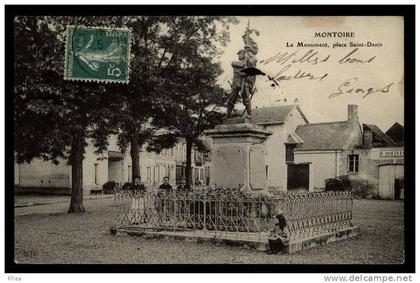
top-left (17, 158), bottom-right (71, 188)
top-left (138, 149), bottom-right (177, 191)
top-left (283, 107), bottom-right (309, 190)
top-left (379, 164), bottom-right (404, 199)
top-left (294, 151), bottom-right (340, 189)
top-left (82, 141), bottom-right (108, 194)
top-left (105, 136), bottom-right (178, 190)
top-left (264, 123), bottom-right (285, 191)
top-left (292, 146), bottom-right (404, 195)
top-left (108, 160), bottom-right (123, 183)
top-left (350, 147), bottom-right (404, 196)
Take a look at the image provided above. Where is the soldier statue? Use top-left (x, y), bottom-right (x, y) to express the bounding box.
top-left (226, 21), bottom-right (260, 119)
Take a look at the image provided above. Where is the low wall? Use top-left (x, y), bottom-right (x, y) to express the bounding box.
top-left (15, 186), bottom-right (72, 196)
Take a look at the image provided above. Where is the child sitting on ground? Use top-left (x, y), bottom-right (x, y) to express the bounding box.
top-left (267, 211), bottom-right (288, 254)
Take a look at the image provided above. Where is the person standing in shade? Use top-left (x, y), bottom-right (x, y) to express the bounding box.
top-left (176, 177), bottom-right (191, 194)
top-left (132, 176), bottom-right (146, 192)
top-left (175, 177), bottom-right (191, 217)
top-left (158, 176), bottom-right (173, 221)
top-left (159, 176), bottom-right (173, 194)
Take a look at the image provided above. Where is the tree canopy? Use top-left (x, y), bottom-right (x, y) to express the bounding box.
top-left (14, 16), bottom-right (129, 212)
top-left (114, 16), bottom-right (237, 182)
top-left (14, 15), bottom-right (237, 210)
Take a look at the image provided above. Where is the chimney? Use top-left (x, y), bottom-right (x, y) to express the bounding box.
top-left (363, 129), bottom-right (373, 149)
top-left (348, 104), bottom-right (359, 125)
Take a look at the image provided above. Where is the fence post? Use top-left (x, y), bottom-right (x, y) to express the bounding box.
top-left (203, 198), bottom-right (207, 236)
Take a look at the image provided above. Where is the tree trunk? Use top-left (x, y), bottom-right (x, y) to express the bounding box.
top-left (130, 126), bottom-right (140, 182)
top-left (185, 138), bottom-right (193, 187)
top-left (68, 136), bottom-right (86, 213)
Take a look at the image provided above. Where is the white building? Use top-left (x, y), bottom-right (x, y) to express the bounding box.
top-left (252, 104), bottom-right (309, 192)
top-left (14, 134), bottom-right (211, 195)
top-left (290, 105), bottom-right (404, 196)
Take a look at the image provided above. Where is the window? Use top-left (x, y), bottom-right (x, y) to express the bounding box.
top-left (348, 154), bottom-right (359, 173)
top-left (168, 165), bottom-right (173, 180)
top-left (94, 163), bottom-right (99, 185)
top-left (285, 144), bottom-right (297, 162)
top-left (205, 166), bottom-right (210, 179)
top-left (176, 165), bottom-right (183, 184)
top-left (194, 168), bottom-right (199, 181)
top-left (199, 168), bottom-right (204, 180)
top-left (147, 166), bottom-right (151, 182)
top-left (127, 165), bottom-right (131, 182)
top-left (155, 165), bottom-right (160, 182)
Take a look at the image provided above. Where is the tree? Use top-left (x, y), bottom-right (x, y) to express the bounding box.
top-left (159, 60), bottom-right (229, 186)
top-left (14, 16), bottom-right (127, 212)
top-left (115, 16), bottom-right (237, 183)
top-left (150, 16), bottom-right (236, 185)
top-left (112, 16), bottom-right (168, 182)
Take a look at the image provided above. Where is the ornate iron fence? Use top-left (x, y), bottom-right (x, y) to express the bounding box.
top-left (112, 189), bottom-right (353, 240)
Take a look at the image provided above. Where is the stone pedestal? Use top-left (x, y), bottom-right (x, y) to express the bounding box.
top-left (204, 118), bottom-right (272, 193)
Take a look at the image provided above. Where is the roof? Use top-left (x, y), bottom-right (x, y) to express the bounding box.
top-left (198, 138), bottom-right (212, 153)
top-left (251, 105), bottom-right (308, 125)
top-left (363, 124), bottom-right (396, 147)
top-left (385, 122), bottom-right (404, 146)
top-left (295, 121), bottom-right (355, 151)
top-left (286, 132), bottom-right (304, 144)
top-left (108, 151), bottom-right (124, 160)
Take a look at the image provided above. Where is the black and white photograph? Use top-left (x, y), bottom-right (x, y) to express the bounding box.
top-left (4, 4), bottom-right (415, 275)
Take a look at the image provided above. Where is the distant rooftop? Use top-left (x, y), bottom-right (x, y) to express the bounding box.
top-left (295, 121), bottom-right (355, 151)
top-left (385, 122), bottom-right (404, 146)
top-left (363, 124), bottom-right (397, 147)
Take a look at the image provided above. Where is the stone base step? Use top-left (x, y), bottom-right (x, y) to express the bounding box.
top-left (112, 226), bottom-right (359, 254)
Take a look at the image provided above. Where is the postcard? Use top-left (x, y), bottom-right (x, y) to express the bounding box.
top-left (6, 6), bottom-right (414, 274)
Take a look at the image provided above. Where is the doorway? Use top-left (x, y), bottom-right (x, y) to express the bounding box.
top-left (287, 163), bottom-right (309, 192)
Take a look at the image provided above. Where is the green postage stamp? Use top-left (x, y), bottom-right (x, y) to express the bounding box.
top-left (64, 26), bottom-right (131, 83)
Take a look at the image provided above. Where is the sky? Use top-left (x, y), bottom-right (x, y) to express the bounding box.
top-left (216, 16), bottom-right (404, 132)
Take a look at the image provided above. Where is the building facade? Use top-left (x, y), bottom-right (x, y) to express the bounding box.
top-left (291, 105), bottom-right (363, 191)
top-left (252, 104), bottom-right (309, 192)
top-left (14, 134), bottom-right (211, 194)
top-left (15, 104), bottom-right (403, 198)
top-left (290, 105), bottom-right (404, 197)
top-left (354, 124), bottom-right (404, 199)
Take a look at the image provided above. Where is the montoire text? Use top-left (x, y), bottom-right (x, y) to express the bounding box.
top-left (315, 32), bottom-right (355, 38)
